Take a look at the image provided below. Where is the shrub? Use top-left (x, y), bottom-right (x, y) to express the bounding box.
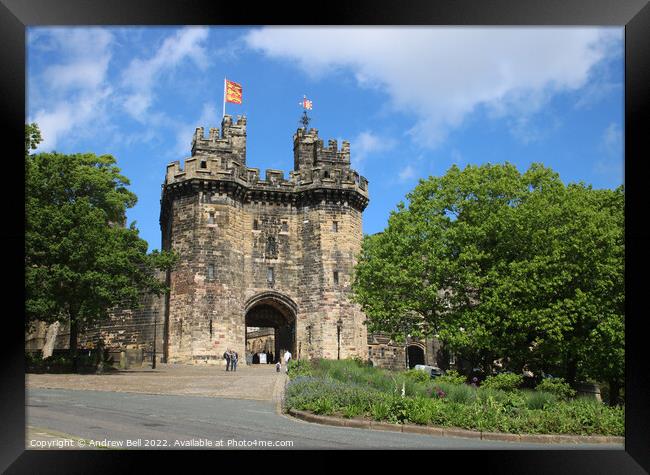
top-left (403, 368), bottom-right (431, 384)
top-left (446, 383), bottom-right (477, 404)
top-left (482, 372), bottom-right (523, 392)
top-left (287, 359), bottom-right (313, 378)
top-left (370, 398), bottom-right (392, 421)
top-left (283, 372), bottom-right (625, 436)
top-left (525, 390), bottom-right (558, 410)
top-left (435, 370), bottom-right (466, 385)
top-left (535, 377), bottom-right (576, 400)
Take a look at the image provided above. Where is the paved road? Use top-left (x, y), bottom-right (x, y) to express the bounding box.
top-left (26, 389), bottom-right (624, 450)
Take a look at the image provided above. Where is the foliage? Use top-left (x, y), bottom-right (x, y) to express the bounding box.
top-left (403, 368), bottom-right (432, 383)
top-left (25, 350), bottom-right (115, 374)
top-left (352, 162), bottom-right (624, 398)
top-left (25, 124), bottom-right (177, 369)
top-left (285, 361), bottom-right (624, 436)
top-left (434, 369), bottom-right (466, 385)
top-left (287, 359), bottom-right (313, 378)
top-left (285, 370), bottom-right (624, 436)
top-left (481, 373), bottom-right (523, 392)
top-left (525, 390), bottom-right (558, 410)
top-left (535, 377), bottom-right (577, 400)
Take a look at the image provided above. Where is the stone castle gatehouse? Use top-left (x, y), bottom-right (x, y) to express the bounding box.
top-left (160, 115), bottom-right (370, 364)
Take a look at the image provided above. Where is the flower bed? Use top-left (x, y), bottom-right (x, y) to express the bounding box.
top-left (284, 360), bottom-right (624, 436)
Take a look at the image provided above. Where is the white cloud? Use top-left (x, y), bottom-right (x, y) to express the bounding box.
top-left (28, 28), bottom-right (115, 150)
top-left (398, 164), bottom-right (417, 183)
top-left (244, 27), bottom-right (619, 148)
top-left (121, 27), bottom-right (210, 121)
top-left (351, 130), bottom-right (396, 171)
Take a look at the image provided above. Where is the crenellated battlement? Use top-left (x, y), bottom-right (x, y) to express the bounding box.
top-left (293, 127), bottom-right (350, 171)
top-left (164, 117), bottom-right (368, 209)
top-left (191, 114), bottom-right (247, 165)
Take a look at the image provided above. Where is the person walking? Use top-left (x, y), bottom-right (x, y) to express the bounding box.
top-left (283, 349), bottom-right (292, 373)
top-left (231, 350), bottom-right (238, 372)
top-left (223, 348), bottom-right (231, 372)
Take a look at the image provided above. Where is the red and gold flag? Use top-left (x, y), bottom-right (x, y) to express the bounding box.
top-left (225, 79), bottom-right (243, 104)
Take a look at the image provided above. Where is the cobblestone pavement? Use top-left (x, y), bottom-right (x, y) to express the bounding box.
top-left (26, 364), bottom-right (287, 402)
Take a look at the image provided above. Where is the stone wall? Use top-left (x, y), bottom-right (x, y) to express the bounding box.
top-left (367, 334), bottom-right (447, 371)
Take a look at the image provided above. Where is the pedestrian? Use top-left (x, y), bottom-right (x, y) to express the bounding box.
top-left (283, 349), bottom-right (292, 373)
top-left (223, 348), bottom-right (231, 371)
top-left (231, 350), bottom-right (238, 372)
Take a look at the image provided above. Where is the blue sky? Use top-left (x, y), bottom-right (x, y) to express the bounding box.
top-left (27, 27), bottom-right (624, 252)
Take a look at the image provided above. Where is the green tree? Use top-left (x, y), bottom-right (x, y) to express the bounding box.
top-left (353, 163), bottom-right (624, 403)
top-left (25, 124), bottom-right (177, 371)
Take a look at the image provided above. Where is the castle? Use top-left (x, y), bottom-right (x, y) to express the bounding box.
top-left (159, 115), bottom-right (369, 364)
top-left (26, 114), bottom-right (448, 370)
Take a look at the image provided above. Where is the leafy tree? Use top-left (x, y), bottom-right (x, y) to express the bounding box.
top-left (353, 163), bottom-right (624, 403)
top-left (25, 124), bottom-right (177, 371)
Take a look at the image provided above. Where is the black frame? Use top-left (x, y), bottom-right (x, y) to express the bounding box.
top-left (3, 0), bottom-right (648, 472)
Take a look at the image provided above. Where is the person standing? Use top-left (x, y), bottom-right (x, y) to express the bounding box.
top-left (231, 350), bottom-right (238, 372)
top-left (223, 348), bottom-right (231, 372)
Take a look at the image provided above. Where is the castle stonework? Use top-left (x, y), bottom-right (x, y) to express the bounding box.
top-left (160, 115), bottom-right (369, 365)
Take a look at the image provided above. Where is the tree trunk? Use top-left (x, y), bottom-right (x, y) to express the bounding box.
top-left (565, 357), bottom-right (577, 387)
top-left (608, 379), bottom-right (622, 407)
top-left (69, 313), bottom-right (78, 373)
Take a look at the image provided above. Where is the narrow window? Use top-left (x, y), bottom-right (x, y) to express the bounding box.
top-left (209, 319), bottom-right (213, 339)
top-left (324, 170), bottom-right (330, 179)
top-left (368, 346), bottom-right (373, 356)
top-left (253, 219), bottom-right (259, 230)
top-left (332, 221), bottom-right (338, 232)
top-left (380, 347), bottom-right (385, 358)
top-left (333, 271), bottom-right (339, 285)
top-left (221, 158), bottom-right (226, 168)
top-left (207, 264), bottom-right (215, 280)
top-left (208, 211), bottom-right (215, 224)
top-left (281, 221), bottom-right (288, 232)
top-left (267, 267), bottom-right (274, 286)
top-left (200, 160), bottom-right (207, 169)
top-left (179, 318), bottom-right (183, 341)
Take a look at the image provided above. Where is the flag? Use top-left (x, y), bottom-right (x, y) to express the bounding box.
top-left (300, 96), bottom-right (313, 110)
top-left (225, 79), bottom-right (243, 104)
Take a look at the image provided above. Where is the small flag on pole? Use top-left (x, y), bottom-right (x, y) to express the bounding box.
top-left (300, 95), bottom-right (313, 110)
top-left (225, 79), bottom-right (243, 104)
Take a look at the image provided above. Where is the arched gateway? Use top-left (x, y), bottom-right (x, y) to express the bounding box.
top-left (244, 292), bottom-right (297, 362)
top-left (160, 115), bottom-right (370, 365)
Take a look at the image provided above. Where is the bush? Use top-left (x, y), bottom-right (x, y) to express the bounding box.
top-left (283, 371), bottom-right (624, 436)
top-left (535, 377), bottom-right (576, 400)
top-left (525, 390), bottom-right (558, 410)
top-left (403, 368), bottom-right (431, 384)
top-left (287, 359), bottom-right (313, 378)
top-left (482, 372), bottom-right (523, 392)
top-left (435, 370), bottom-right (466, 385)
top-left (446, 383), bottom-right (477, 404)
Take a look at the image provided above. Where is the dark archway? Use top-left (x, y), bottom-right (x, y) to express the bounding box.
top-left (407, 344), bottom-right (425, 369)
top-left (244, 292), bottom-right (297, 364)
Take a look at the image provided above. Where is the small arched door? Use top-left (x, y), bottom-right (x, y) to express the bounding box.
top-left (407, 344), bottom-right (425, 369)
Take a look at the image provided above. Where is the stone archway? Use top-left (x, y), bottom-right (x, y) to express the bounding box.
top-left (244, 292), bottom-right (297, 365)
top-left (407, 344), bottom-right (425, 369)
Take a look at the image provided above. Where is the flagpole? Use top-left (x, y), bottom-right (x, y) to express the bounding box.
top-left (223, 77), bottom-right (226, 119)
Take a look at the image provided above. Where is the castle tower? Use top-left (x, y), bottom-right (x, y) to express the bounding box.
top-left (160, 115), bottom-right (369, 364)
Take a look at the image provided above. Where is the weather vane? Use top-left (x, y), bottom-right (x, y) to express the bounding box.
top-left (299, 95), bottom-right (313, 129)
